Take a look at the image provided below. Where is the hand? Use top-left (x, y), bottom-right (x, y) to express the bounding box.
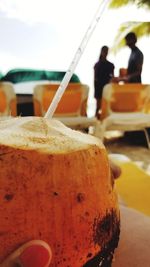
top-left (111, 76), bottom-right (129, 83)
top-left (0, 240), bottom-right (52, 267)
top-left (120, 75), bottom-right (129, 83)
top-left (110, 160), bottom-right (121, 180)
top-left (111, 76), bottom-right (120, 83)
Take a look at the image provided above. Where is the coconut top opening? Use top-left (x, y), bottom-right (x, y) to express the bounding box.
top-left (0, 117), bottom-right (104, 153)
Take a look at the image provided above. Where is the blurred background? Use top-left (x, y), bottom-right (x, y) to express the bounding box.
top-left (0, 0), bottom-right (149, 115)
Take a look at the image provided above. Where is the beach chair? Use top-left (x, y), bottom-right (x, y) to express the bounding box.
top-left (0, 82), bottom-right (17, 116)
top-left (33, 82), bottom-right (98, 132)
top-left (98, 83), bottom-right (150, 148)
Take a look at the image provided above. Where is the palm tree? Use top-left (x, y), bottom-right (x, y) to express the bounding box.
top-left (109, 0), bottom-right (150, 51)
top-left (110, 0), bottom-right (150, 9)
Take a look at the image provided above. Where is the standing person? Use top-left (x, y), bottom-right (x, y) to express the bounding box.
top-left (94, 46), bottom-right (114, 118)
top-left (125, 32), bottom-right (144, 83)
top-left (113, 32), bottom-right (144, 83)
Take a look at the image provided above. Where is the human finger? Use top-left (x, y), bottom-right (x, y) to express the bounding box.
top-left (110, 160), bottom-right (122, 180)
top-left (0, 240), bottom-right (52, 267)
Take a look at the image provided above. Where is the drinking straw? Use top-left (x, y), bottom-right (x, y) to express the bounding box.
top-left (45, 0), bottom-right (110, 119)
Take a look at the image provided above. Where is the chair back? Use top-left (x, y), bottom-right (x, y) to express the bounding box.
top-left (101, 83), bottom-right (150, 119)
top-left (0, 82), bottom-right (17, 116)
top-left (33, 83), bottom-right (89, 117)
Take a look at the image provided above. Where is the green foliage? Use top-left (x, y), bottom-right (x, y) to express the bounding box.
top-left (110, 0), bottom-right (150, 9)
top-left (110, 0), bottom-right (133, 8)
top-left (109, 0), bottom-right (150, 52)
top-left (111, 22), bottom-right (150, 52)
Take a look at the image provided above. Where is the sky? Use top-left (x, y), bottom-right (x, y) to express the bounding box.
top-left (0, 0), bottom-right (149, 113)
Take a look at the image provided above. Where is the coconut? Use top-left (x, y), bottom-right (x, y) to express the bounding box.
top-left (0, 117), bottom-right (120, 266)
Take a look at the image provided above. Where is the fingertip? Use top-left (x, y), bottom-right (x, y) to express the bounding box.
top-left (110, 160), bottom-right (121, 180)
top-left (18, 240), bottom-right (52, 267)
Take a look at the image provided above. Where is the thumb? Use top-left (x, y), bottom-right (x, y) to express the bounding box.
top-left (0, 240), bottom-right (52, 267)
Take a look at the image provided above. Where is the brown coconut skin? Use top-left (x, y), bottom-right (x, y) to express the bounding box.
top-left (0, 117), bottom-right (120, 266)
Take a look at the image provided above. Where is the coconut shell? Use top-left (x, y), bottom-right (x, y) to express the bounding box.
top-left (0, 117), bottom-right (120, 266)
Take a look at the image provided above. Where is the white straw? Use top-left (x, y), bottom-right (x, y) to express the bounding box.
top-left (45, 0), bottom-right (110, 119)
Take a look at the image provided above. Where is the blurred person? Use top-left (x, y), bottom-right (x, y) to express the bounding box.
top-left (113, 32), bottom-right (144, 83)
top-left (94, 46), bottom-right (114, 118)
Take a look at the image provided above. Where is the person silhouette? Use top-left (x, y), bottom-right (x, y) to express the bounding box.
top-left (94, 46), bottom-right (114, 118)
top-left (113, 32), bottom-right (144, 83)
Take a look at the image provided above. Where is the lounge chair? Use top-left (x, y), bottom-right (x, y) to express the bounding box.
top-left (33, 82), bottom-right (98, 133)
top-left (0, 82), bottom-right (17, 116)
top-left (98, 83), bottom-right (150, 148)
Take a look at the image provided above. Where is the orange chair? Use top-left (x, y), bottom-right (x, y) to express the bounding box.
top-left (99, 83), bottom-right (150, 148)
top-left (33, 82), bottom-right (98, 132)
top-left (101, 83), bottom-right (150, 119)
top-left (0, 82), bottom-right (17, 116)
top-left (33, 83), bottom-right (89, 117)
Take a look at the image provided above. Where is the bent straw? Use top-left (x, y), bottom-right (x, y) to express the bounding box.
top-left (45, 0), bottom-right (109, 119)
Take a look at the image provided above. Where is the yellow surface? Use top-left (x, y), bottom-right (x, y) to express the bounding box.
top-left (116, 162), bottom-right (150, 216)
